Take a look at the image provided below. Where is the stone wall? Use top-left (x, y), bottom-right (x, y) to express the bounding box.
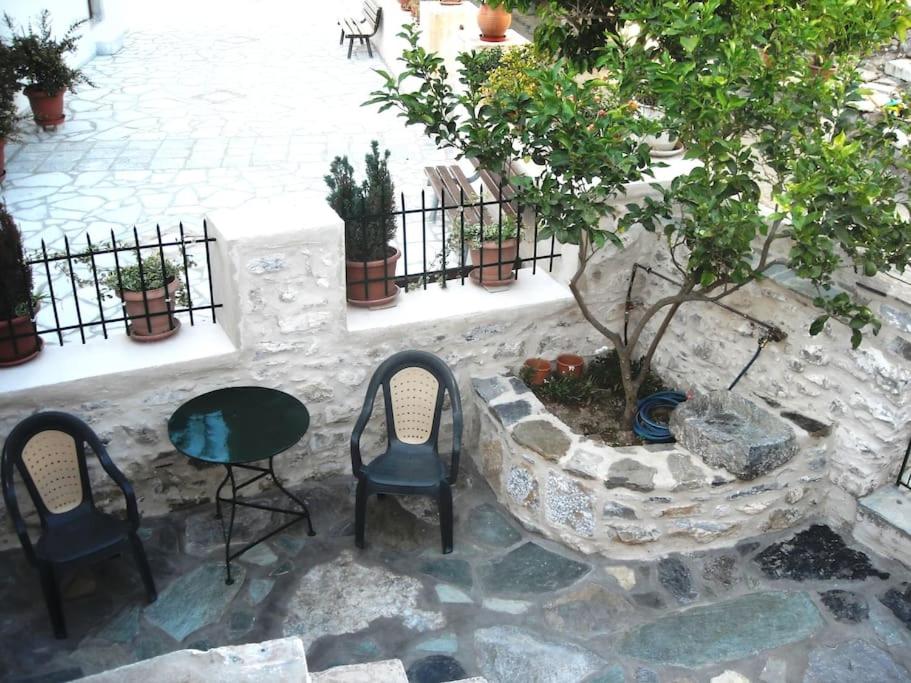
top-left (472, 374), bottom-right (826, 559)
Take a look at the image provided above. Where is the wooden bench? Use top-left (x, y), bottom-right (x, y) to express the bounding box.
top-left (339, 0), bottom-right (382, 59)
top-left (424, 162), bottom-right (519, 226)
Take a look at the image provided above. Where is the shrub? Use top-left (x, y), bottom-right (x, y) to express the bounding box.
top-left (447, 215), bottom-right (520, 251)
top-left (461, 46), bottom-right (504, 91)
top-left (484, 44), bottom-right (548, 102)
top-left (4, 10), bottom-right (93, 94)
top-left (0, 40), bottom-right (19, 139)
top-left (0, 205), bottom-right (34, 319)
top-left (326, 141), bottom-right (397, 262)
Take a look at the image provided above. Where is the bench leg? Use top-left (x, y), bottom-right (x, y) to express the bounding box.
top-left (366, 38), bottom-right (373, 59)
top-left (348, 37), bottom-right (355, 59)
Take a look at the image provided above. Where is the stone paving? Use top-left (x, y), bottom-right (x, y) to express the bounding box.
top-left (0, 0), bottom-right (456, 342)
top-left (2, 456), bottom-right (911, 683)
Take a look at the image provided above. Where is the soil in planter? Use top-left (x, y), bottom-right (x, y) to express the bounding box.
top-left (520, 351), bottom-right (671, 446)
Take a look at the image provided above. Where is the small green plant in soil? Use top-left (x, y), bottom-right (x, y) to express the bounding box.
top-left (525, 350), bottom-right (671, 446)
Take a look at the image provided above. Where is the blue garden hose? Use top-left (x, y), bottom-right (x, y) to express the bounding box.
top-left (633, 391), bottom-right (687, 443)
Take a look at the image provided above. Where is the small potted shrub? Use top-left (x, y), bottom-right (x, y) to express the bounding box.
top-left (0, 39), bottom-right (20, 181)
top-left (326, 141), bottom-right (401, 307)
top-left (105, 255), bottom-right (185, 341)
top-left (4, 10), bottom-right (93, 129)
top-left (448, 215), bottom-right (519, 287)
top-left (0, 204), bottom-right (41, 366)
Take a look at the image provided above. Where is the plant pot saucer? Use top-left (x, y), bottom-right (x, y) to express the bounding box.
top-left (348, 284), bottom-right (400, 309)
top-left (469, 270), bottom-right (515, 290)
top-left (650, 142), bottom-right (685, 159)
top-left (0, 338), bottom-right (42, 367)
top-left (480, 35), bottom-right (508, 42)
top-left (127, 317), bottom-right (181, 342)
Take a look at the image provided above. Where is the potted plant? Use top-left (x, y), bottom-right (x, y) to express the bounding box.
top-left (449, 215), bottom-right (520, 287)
top-left (0, 204), bottom-right (41, 366)
top-left (4, 10), bottom-right (93, 129)
top-left (0, 39), bottom-right (20, 181)
top-left (105, 255), bottom-right (185, 341)
top-left (478, 2), bottom-right (512, 43)
top-left (326, 141), bottom-right (400, 307)
top-left (522, 357), bottom-right (551, 385)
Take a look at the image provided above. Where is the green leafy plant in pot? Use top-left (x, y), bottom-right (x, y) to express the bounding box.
top-left (102, 254), bottom-right (186, 341)
top-left (326, 141), bottom-right (400, 306)
top-left (4, 10), bottom-right (93, 129)
top-left (447, 214), bottom-right (520, 286)
top-left (0, 204), bottom-right (41, 366)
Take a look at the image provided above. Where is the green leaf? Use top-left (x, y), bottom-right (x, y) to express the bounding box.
top-left (809, 315), bottom-right (828, 336)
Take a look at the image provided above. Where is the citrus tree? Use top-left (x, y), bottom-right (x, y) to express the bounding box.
top-left (368, 1), bottom-right (911, 427)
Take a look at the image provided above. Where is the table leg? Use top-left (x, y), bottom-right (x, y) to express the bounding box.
top-left (214, 468), bottom-right (230, 520)
top-left (223, 464), bottom-right (238, 585)
top-left (268, 457), bottom-right (316, 537)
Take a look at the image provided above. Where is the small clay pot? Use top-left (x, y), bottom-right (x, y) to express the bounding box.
top-left (346, 247), bottom-right (401, 307)
top-left (120, 277), bottom-right (181, 341)
top-left (0, 313), bottom-right (41, 366)
top-left (469, 238), bottom-right (518, 287)
top-left (478, 3), bottom-right (512, 43)
top-left (24, 88), bottom-right (65, 128)
top-left (523, 358), bottom-right (551, 386)
top-left (556, 353), bottom-right (585, 378)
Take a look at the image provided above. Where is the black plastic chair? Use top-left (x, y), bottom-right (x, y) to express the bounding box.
top-left (1, 411), bottom-right (157, 638)
top-left (351, 350), bottom-right (463, 553)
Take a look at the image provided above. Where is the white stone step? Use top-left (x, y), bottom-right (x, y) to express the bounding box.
top-left (310, 659), bottom-right (409, 683)
top-left (886, 58), bottom-right (911, 82)
top-left (80, 637), bottom-right (309, 682)
top-left (854, 485), bottom-right (911, 569)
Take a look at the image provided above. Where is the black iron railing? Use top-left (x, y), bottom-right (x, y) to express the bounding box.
top-left (2, 222), bottom-right (220, 352)
top-left (343, 186), bottom-right (560, 302)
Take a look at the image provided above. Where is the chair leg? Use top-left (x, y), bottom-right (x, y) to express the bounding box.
top-left (340, 28), bottom-right (345, 45)
top-left (355, 478), bottom-right (368, 549)
top-left (38, 564), bottom-right (66, 639)
top-left (366, 38), bottom-right (373, 59)
top-left (438, 483), bottom-right (453, 554)
top-left (348, 37), bottom-right (355, 59)
top-left (129, 533), bottom-right (157, 603)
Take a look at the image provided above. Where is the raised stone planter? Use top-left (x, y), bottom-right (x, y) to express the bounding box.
top-left (472, 374), bottom-right (825, 558)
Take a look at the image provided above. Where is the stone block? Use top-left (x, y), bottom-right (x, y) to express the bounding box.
top-left (885, 58), bottom-right (911, 83)
top-left (544, 472), bottom-right (595, 537)
top-left (669, 391), bottom-right (798, 480)
top-left (604, 458), bottom-right (657, 492)
top-left (512, 419), bottom-right (572, 462)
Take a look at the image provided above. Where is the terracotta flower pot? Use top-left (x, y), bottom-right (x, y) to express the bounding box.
top-left (469, 238), bottom-right (518, 287)
top-left (346, 247), bottom-right (401, 307)
top-left (478, 3), bottom-right (512, 43)
top-left (0, 137), bottom-right (6, 182)
top-left (524, 358), bottom-right (551, 386)
top-left (0, 313), bottom-right (41, 366)
top-left (556, 353), bottom-right (585, 378)
top-left (120, 277), bottom-right (181, 341)
top-left (24, 88), bottom-right (65, 128)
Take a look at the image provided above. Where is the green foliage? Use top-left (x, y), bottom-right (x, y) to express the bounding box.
top-left (535, 372), bottom-right (595, 406)
top-left (0, 204), bottom-right (34, 319)
top-left (484, 45), bottom-right (549, 101)
top-left (447, 215), bottom-right (520, 250)
top-left (325, 141), bottom-right (397, 262)
top-left (103, 255), bottom-right (182, 295)
top-left (0, 40), bottom-right (20, 139)
top-left (4, 10), bottom-right (93, 94)
top-left (461, 47), bottom-right (504, 91)
top-left (588, 350), bottom-right (667, 399)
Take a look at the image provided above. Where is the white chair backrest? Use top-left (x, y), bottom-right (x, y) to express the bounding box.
top-left (21, 430), bottom-right (84, 513)
top-left (389, 366), bottom-right (440, 444)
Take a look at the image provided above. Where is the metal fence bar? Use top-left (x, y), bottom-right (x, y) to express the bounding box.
top-left (85, 233), bottom-right (108, 340)
top-left (897, 435), bottom-right (911, 489)
top-left (63, 235), bottom-right (87, 345)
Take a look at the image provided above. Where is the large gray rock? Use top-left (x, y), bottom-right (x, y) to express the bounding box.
top-left (669, 392), bottom-right (798, 480)
top-left (80, 637), bottom-right (309, 682)
top-left (474, 626), bottom-right (605, 682)
top-left (283, 551), bottom-right (444, 648)
top-left (802, 640), bottom-right (911, 683)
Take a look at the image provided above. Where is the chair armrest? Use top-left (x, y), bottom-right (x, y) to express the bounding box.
top-left (87, 433), bottom-right (140, 530)
top-left (447, 387), bottom-right (463, 485)
top-left (1, 452), bottom-right (37, 565)
top-left (351, 375), bottom-right (382, 476)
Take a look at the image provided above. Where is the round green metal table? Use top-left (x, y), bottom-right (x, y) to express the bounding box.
top-left (168, 386), bottom-right (316, 584)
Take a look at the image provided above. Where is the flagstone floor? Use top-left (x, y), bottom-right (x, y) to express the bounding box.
top-left (0, 0), bottom-right (455, 343)
top-left (2, 456), bottom-right (911, 683)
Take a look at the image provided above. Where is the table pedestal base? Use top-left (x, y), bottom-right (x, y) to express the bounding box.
top-left (215, 457), bottom-right (316, 585)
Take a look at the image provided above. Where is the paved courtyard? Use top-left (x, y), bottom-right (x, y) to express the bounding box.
top-left (0, 0), bottom-right (455, 341)
top-left (1, 456), bottom-right (911, 682)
